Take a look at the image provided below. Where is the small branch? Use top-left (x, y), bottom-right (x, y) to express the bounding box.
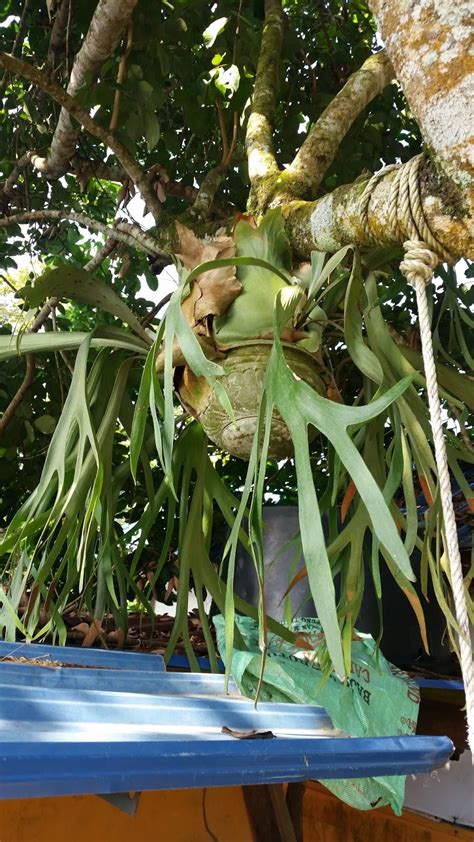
top-left (0, 354), bottom-right (35, 439)
top-left (287, 50), bottom-right (395, 197)
top-left (46, 0), bottom-right (71, 75)
top-left (246, 0), bottom-right (284, 186)
top-left (216, 100), bottom-right (229, 166)
top-left (0, 207), bottom-right (165, 257)
top-left (84, 235), bottom-right (118, 271)
top-left (1, 151), bottom-right (33, 199)
top-left (194, 107), bottom-right (240, 216)
top-left (0, 52), bottom-right (162, 222)
top-left (109, 22), bottom-right (134, 133)
top-left (224, 111), bottom-right (239, 168)
top-left (140, 292), bottom-right (173, 328)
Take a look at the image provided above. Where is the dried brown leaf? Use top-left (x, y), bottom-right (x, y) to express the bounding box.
top-left (175, 223), bottom-right (241, 322)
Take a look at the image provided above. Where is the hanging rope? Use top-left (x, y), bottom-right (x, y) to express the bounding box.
top-left (359, 153), bottom-right (474, 752)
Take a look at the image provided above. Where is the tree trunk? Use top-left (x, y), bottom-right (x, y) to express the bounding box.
top-left (368, 0), bottom-right (473, 218)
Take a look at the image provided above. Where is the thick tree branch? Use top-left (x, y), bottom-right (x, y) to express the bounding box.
top-left (368, 0), bottom-right (473, 215)
top-left (281, 156), bottom-right (473, 260)
top-left (0, 209), bottom-right (165, 256)
top-left (0, 51), bottom-right (163, 221)
top-left (40, 0), bottom-right (139, 180)
top-left (288, 50), bottom-right (395, 197)
top-left (246, 0), bottom-right (284, 187)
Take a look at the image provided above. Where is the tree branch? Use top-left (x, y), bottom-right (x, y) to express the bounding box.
top-left (40, 0), bottom-right (139, 180)
top-left (109, 22), bottom-right (134, 133)
top-left (287, 50), bottom-right (395, 197)
top-left (0, 52), bottom-right (163, 222)
top-left (0, 353), bottom-right (35, 439)
top-left (46, 0), bottom-right (71, 75)
top-left (281, 156), bottom-right (473, 260)
top-left (0, 209), bottom-right (166, 256)
top-left (1, 151), bottom-right (33, 199)
top-left (246, 0), bottom-right (284, 188)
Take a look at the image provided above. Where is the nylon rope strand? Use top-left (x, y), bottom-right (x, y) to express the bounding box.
top-left (359, 153), bottom-right (474, 752)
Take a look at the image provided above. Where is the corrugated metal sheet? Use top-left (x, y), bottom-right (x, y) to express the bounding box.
top-left (0, 640), bottom-right (453, 800)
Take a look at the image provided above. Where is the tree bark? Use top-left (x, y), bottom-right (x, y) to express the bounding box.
top-left (368, 0), bottom-right (473, 217)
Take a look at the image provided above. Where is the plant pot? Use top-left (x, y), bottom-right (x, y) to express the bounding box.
top-left (177, 342), bottom-right (325, 460)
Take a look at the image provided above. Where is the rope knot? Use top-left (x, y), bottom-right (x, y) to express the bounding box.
top-left (399, 239), bottom-right (438, 287)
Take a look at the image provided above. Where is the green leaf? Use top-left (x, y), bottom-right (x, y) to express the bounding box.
top-left (34, 415), bottom-right (57, 435)
top-left (203, 17), bottom-right (228, 48)
top-left (0, 328), bottom-right (149, 361)
top-left (137, 80), bottom-right (154, 100)
top-left (144, 110), bottom-right (161, 151)
top-left (344, 252), bottom-right (384, 383)
top-left (25, 265), bottom-right (152, 344)
top-left (213, 211), bottom-right (293, 347)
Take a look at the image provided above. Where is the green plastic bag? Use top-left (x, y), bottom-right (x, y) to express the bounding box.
top-left (213, 614), bottom-right (420, 815)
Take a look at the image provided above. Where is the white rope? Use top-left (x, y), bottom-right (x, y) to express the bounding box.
top-left (401, 241), bottom-right (474, 751)
top-left (360, 156), bottom-right (474, 752)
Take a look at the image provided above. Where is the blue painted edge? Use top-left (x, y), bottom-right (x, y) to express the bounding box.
top-left (167, 655), bottom-right (466, 693)
top-left (0, 735), bottom-right (453, 800)
top-left (2, 644), bottom-right (463, 691)
top-left (415, 677), bottom-right (464, 691)
top-left (0, 640), bottom-right (165, 671)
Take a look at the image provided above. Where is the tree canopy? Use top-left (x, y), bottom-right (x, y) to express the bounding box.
top-left (0, 0), bottom-right (472, 683)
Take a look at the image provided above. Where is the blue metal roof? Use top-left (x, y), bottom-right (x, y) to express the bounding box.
top-left (0, 640), bottom-right (453, 800)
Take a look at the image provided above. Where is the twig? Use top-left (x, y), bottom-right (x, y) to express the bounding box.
top-left (231, 0), bottom-right (245, 66)
top-left (109, 22), bottom-right (134, 133)
top-left (225, 111), bottom-right (239, 166)
top-left (0, 208), bottom-right (165, 256)
top-left (0, 51), bottom-right (163, 222)
top-left (84, 236), bottom-right (119, 272)
top-left (216, 100), bottom-right (229, 165)
top-left (202, 789), bottom-right (220, 842)
top-left (0, 353), bottom-right (36, 439)
top-left (140, 292), bottom-right (173, 328)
